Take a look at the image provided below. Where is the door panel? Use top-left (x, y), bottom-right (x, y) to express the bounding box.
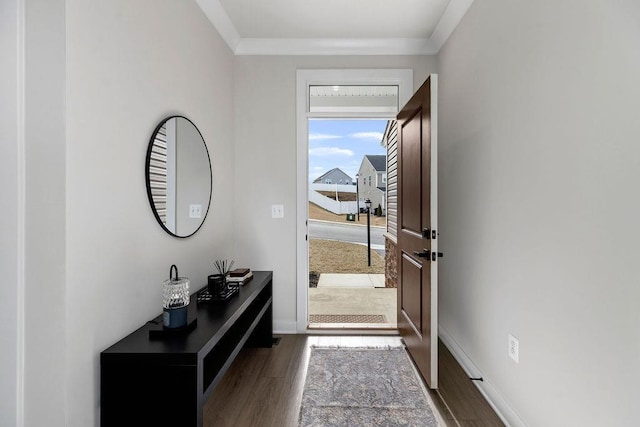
top-left (397, 75), bottom-right (438, 388)
top-left (400, 111), bottom-right (422, 233)
top-left (400, 253), bottom-right (423, 334)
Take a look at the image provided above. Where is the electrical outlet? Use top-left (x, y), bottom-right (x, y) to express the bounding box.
top-left (508, 334), bottom-right (519, 363)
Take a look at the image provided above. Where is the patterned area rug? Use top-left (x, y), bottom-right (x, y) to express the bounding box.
top-left (308, 314), bottom-right (387, 324)
top-left (299, 347), bottom-right (439, 426)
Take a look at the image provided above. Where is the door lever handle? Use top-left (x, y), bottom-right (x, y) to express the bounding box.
top-left (431, 251), bottom-right (444, 261)
top-left (413, 249), bottom-right (430, 258)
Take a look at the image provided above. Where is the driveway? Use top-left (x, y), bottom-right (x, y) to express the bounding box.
top-left (308, 220), bottom-right (385, 255)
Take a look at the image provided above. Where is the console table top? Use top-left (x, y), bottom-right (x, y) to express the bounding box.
top-left (101, 270), bottom-right (273, 361)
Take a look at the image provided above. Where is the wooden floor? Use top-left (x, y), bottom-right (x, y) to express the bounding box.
top-left (204, 335), bottom-right (504, 427)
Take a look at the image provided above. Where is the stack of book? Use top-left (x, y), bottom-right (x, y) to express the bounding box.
top-left (227, 268), bottom-right (253, 285)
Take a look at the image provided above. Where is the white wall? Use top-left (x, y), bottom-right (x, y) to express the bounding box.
top-left (65, 1), bottom-right (234, 425)
top-left (233, 55), bottom-right (436, 332)
top-left (175, 118), bottom-right (212, 236)
top-left (0, 0), bottom-right (23, 425)
top-left (437, 0), bottom-right (640, 425)
top-left (24, 0), bottom-right (67, 425)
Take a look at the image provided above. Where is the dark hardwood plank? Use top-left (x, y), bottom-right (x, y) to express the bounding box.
top-left (436, 340), bottom-right (505, 426)
top-left (204, 335), bottom-right (504, 427)
top-left (204, 349), bottom-right (267, 426)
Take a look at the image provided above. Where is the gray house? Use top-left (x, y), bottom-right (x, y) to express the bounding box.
top-left (357, 155), bottom-right (387, 214)
top-left (313, 167), bottom-right (353, 185)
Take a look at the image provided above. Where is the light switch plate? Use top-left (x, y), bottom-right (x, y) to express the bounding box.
top-left (189, 204), bottom-right (202, 218)
top-left (271, 204), bottom-right (284, 218)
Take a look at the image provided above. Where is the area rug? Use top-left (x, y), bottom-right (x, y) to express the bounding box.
top-left (308, 314), bottom-right (387, 324)
top-left (299, 347), bottom-right (439, 426)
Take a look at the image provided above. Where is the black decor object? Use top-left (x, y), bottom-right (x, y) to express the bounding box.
top-left (101, 271), bottom-right (273, 427)
top-left (199, 280), bottom-right (238, 303)
top-left (205, 273), bottom-right (239, 302)
top-left (145, 115), bottom-right (212, 238)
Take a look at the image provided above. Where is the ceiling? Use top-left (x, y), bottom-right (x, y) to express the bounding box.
top-left (195, 0), bottom-right (474, 55)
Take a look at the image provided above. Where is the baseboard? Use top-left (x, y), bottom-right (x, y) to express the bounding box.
top-left (274, 320), bottom-right (297, 334)
top-left (438, 325), bottom-right (526, 427)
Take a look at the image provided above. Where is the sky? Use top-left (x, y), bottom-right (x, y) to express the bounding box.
top-left (308, 119), bottom-right (388, 182)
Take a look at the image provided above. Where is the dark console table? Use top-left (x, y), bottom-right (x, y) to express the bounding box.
top-left (100, 271), bottom-right (273, 427)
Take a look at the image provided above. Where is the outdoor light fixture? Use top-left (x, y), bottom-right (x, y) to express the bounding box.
top-left (356, 173), bottom-right (360, 221)
top-left (365, 198), bottom-right (372, 267)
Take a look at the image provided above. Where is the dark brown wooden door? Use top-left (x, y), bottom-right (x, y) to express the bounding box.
top-left (397, 75), bottom-right (438, 388)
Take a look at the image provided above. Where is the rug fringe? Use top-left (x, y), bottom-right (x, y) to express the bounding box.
top-left (309, 345), bottom-right (405, 350)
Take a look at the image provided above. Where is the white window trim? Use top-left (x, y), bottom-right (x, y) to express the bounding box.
top-left (295, 69), bottom-right (413, 333)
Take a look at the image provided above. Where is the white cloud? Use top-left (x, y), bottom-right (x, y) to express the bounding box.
top-left (350, 132), bottom-right (384, 141)
top-left (308, 147), bottom-right (354, 156)
top-left (309, 133), bottom-right (342, 141)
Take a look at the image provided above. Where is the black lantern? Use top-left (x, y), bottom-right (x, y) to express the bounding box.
top-left (355, 173), bottom-right (360, 221)
top-left (365, 198), bottom-right (372, 266)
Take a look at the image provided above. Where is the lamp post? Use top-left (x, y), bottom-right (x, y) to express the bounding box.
top-left (355, 173), bottom-right (360, 221)
top-left (365, 198), bottom-right (372, 267)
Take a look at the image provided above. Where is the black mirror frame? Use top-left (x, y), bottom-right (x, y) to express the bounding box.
top-left (145, 115), bottom-right (212, 238)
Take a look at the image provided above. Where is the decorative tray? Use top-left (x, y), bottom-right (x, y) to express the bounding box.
top-left (197, 284), bottom-right (239, 303)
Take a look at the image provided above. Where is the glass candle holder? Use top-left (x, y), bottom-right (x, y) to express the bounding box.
top-left (163, 265), bottom-right (190, 329)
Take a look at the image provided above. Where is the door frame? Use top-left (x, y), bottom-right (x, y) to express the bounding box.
top-left (295, 69), bottom-right (414, 332)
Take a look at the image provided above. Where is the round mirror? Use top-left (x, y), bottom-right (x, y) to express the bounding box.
top-left (145, 116), bottom-right (212, 238)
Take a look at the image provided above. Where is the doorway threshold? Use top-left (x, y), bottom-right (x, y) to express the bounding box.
top-left (308, 323), bottom-right (398, 331)
top-left (306, 327), bottom-right (399, 336)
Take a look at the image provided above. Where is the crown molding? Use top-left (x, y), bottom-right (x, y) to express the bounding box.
top-left (430, 0), bottom-right (474, 51)
top-left (235, 38), bottom-right (436, 56)
top-left (196, 0), bottom-right (473, 56)
top-left (195, 0), bottom-right (240, 51)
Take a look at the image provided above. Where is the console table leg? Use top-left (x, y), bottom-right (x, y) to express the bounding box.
top-left (246, 303), bottom-right (273, 348)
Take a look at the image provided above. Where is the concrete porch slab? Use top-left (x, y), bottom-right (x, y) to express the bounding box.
top-left (308, 287), bottom-right (397, 328)
top-left (317, 273), bottom-right (386, 288)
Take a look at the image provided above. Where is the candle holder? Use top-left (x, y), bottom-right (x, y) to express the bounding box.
top-left (162, 264), bottom-right (190, 329)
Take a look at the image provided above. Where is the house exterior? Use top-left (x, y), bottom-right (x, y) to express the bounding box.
top-left (357, 155), bottom-right (387, 214)
top-left (312, 168), bottom-right (353, 185)
top-left (380, 120), bottom-right (398, 288)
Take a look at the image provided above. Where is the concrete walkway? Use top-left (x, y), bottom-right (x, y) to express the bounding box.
top-left (309, 273), bottom-right (396, 329)
top-left (317, 273), bottom-right (386, 288)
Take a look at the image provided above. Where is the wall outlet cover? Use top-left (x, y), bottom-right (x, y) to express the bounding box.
top-left (508, 334), bottom-right (519, 363)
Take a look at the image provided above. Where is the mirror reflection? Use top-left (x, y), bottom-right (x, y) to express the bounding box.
top-left (145, 116), bottom-right (212, 238)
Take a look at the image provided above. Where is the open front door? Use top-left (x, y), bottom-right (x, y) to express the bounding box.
top-left (397, 75), bottom-right (438, 388)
